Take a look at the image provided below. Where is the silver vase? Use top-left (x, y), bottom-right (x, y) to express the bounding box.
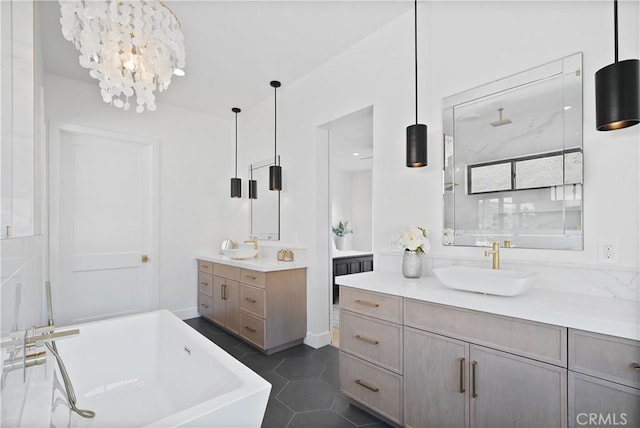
top-left (402, 250), bottom-right (422, 278)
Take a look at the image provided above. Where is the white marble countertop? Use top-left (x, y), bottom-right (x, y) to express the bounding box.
top-left (336, 271), bottom-right (640, 341)
top-left (197, 253), bottom-right (307, 272)
top-left (332, 250), bottom-right (373, 259)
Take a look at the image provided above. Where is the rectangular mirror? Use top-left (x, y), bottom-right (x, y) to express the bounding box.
top-left (249, 157), bottom-right (280, 241)
top-left (443, 53), bottom-right (583, 250)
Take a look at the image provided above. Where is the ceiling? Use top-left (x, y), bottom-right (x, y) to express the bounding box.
top-left (37, 0), bottom-right (411, 119)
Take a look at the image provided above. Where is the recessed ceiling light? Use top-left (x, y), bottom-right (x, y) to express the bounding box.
top-left (173, 68), bottom-right (186, 77)
top-left (564, 105), bottom-right (572, 110)
top-left (352, 152), bottom-right (360, 156)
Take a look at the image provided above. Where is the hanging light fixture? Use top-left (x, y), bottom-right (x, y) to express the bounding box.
top-left (59, 0), bottom-right (186, 113)
top-left (406, 0), bottom-right (427, 167)
top-left (230, 108), bottom-right (242, 198)
top-left (248, 169), bottom-right (258, 200)
top-left (269, 80), bottom-right (282, 191)
top-left (595, 0), bottom-right (639, 131)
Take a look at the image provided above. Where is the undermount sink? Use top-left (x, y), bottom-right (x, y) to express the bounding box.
top-left (222, 246), bottom-right (258, 260)
top-left (432, 265), bottom-right (535, 296)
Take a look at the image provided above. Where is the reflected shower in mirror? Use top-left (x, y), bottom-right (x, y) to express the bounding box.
top-left (442, 53), bottom-right (583, 250)
top-left (249, 157), bottom-right (280, 240)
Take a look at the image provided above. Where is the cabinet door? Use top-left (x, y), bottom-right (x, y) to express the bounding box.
top-left (212, 276), bottom-right (226, 326)
top-left (334, 259), bottom-right (349, 276)
top-left (569, 372), bottom-right (640, 428)
top-left (470, 345), bottom-right (567, 428)
top-left (349, 260), bottom-right (362, 274)
top-left (225, 280), bottom-right (240, 334)
top-left (404, 327), bottom-right (469, 428)
top-left (361, 257), bottom-right (374, 272)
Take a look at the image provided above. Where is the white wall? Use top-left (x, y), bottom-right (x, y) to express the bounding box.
top-left (44, 74), bottom-right (232, 319)
top-left (351, 170), bottom-right (372, 252)
top-left (233, 1), bottom-right (640, 345)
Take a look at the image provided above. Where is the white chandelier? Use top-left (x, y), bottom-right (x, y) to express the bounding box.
top-left (59, 0), bottom-right (186, 113)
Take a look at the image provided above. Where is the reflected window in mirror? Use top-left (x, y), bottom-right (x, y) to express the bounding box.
top-left (442, 52), bottom-right (583, 250)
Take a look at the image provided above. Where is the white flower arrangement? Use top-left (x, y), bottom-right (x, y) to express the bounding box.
top-left (398, 226), bottom-right (430, 254)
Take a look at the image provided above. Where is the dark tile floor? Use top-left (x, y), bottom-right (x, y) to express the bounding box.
top-left (184, 317), bottom-right (391, 428)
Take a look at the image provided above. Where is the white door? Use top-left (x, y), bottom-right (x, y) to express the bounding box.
top-left (49, 122), bottom-right (158, 326)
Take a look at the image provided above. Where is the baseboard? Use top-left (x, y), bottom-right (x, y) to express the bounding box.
top-left (171, 306), bottom-right (199, 320)
top-left (304, 330), bottom-right (332, 349)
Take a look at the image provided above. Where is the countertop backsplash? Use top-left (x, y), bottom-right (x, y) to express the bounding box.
top-left (376, 252), bottom-right (639, 301)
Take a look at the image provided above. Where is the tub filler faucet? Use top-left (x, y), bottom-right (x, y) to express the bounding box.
top-left (1, 282), bottom-right (95, 418)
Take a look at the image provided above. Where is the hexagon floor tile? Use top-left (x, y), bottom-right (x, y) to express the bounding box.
top-left (184, 317), bottom-right (387, 428)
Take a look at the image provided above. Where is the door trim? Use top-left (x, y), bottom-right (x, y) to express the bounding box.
top-left (48, 121), bottom-right (160, 322)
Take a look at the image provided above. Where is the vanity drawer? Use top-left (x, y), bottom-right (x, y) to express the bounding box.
top-left (340, 287), bottom-right (402, 324)
top-left (198, 293), bottom-right (214, 319)
top-left (404, 299), bottom-right (567, 367)
top-left (569, 329), bottom-right (640, 388)
top-left (197, 260), bottom-right (214, 274)
top-left (239, 284), bottom-right (266, 318)
top-left (239, 268), bottom-right (266, 288)
top-left (198, 272), bottom-right (213, 297)
top-left (340, 351), bottom-right (403, 425)
top-left (213, 263), bottom-right (239, 281)
top-left (240, 311), bottom-right (265, 349)
top-left (340, 311), bottom-right (403, 374)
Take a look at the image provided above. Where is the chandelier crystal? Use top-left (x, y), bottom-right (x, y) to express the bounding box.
top-left (59, 0), bottom-right (186, 113)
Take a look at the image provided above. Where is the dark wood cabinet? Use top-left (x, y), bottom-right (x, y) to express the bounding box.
top-left (332, 254), bottom-right (373, 303)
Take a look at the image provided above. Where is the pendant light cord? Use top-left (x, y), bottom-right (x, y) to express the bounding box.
top-left (414, 0), bottom-right (418, 125)
top-left (234, 111), bottom-right (238, 178)
top-left (274, 85), bottom-right (277, 165)
top-left (614, 0), bottom-right (618, 63)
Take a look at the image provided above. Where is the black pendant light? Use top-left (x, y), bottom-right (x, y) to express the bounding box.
top-left (249, 169), bottom-right (258, 199)
top-left (595, 0), bottom-right (639, 131)
top-left (269, 80), bottom-right (282, 191)
top-left (230, 107), bottom-right (242, 198)
top-left (406, 0), bottom-right (427, 167)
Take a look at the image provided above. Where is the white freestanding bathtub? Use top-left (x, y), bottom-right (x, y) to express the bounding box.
top-left (48, 310), bottom-right (271, 427)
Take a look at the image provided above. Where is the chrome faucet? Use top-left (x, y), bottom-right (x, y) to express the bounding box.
top-left (484, 241), bottom-right (500, 270)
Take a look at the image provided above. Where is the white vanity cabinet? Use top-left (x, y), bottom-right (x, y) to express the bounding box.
top-left (197, 260), bottom-right (307, 354)
top-left (568, 329), bottom-right (640, 428)
top-left (403, 299), bottom-right (567, 428)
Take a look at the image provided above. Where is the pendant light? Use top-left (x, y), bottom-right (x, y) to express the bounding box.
top-left (230, 107), bottom-right (242, 198)
top-left (269, 80), bottom-right (282, 191)
top-left (249, 168), bottom-right (258, 199)
top-left (406, 0), bottom-right (427, 167)
top-left (595, 0), bottom-right (639, 131)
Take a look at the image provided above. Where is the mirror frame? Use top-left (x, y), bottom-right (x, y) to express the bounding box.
top-left (442, 52), bottom-right (583, 250)
top-left (249, 156), bottom-right (280, 241)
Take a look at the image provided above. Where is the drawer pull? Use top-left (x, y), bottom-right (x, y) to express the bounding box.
top-left (355, 299), bottom-right (379, 308)
top-left (355, 379), bottom-right (379, 393)
top-left (632, 362), bottom-right (640, 371)
top-left (200, 304), bottom-right (209, 309)
top-left (459, 357), bottom-right (466, 394)
top-left (471, 361), bottom-right (478, 398)
top-left (355, 334), bottom-right (379, 345)
top-left (245, 326), bottom-right (257, 333)
top-left (221, 284), bottom-right (226, 300)
top-left (200, 265), bottom-right (209, 270)
top-left (245, 275), bottom-right (257, 280)
top-left (200, 282), bottom-right (208, 286)
top-left (245, 297), bottom-right (257, 303)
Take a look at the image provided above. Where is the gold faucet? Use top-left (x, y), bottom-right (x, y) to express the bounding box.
top-left (244, 237), bottom-right (258, 250)
top-left (484, 241), bottom-right (500, 270)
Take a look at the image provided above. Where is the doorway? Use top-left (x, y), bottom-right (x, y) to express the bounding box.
top-left (48, 122), bottom-right (159, 326)
top-left (323, 106), bottom-right (373, 346)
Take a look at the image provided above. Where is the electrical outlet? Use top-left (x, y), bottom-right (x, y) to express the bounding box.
top-left (598, 240), bottom-right (619, 264)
